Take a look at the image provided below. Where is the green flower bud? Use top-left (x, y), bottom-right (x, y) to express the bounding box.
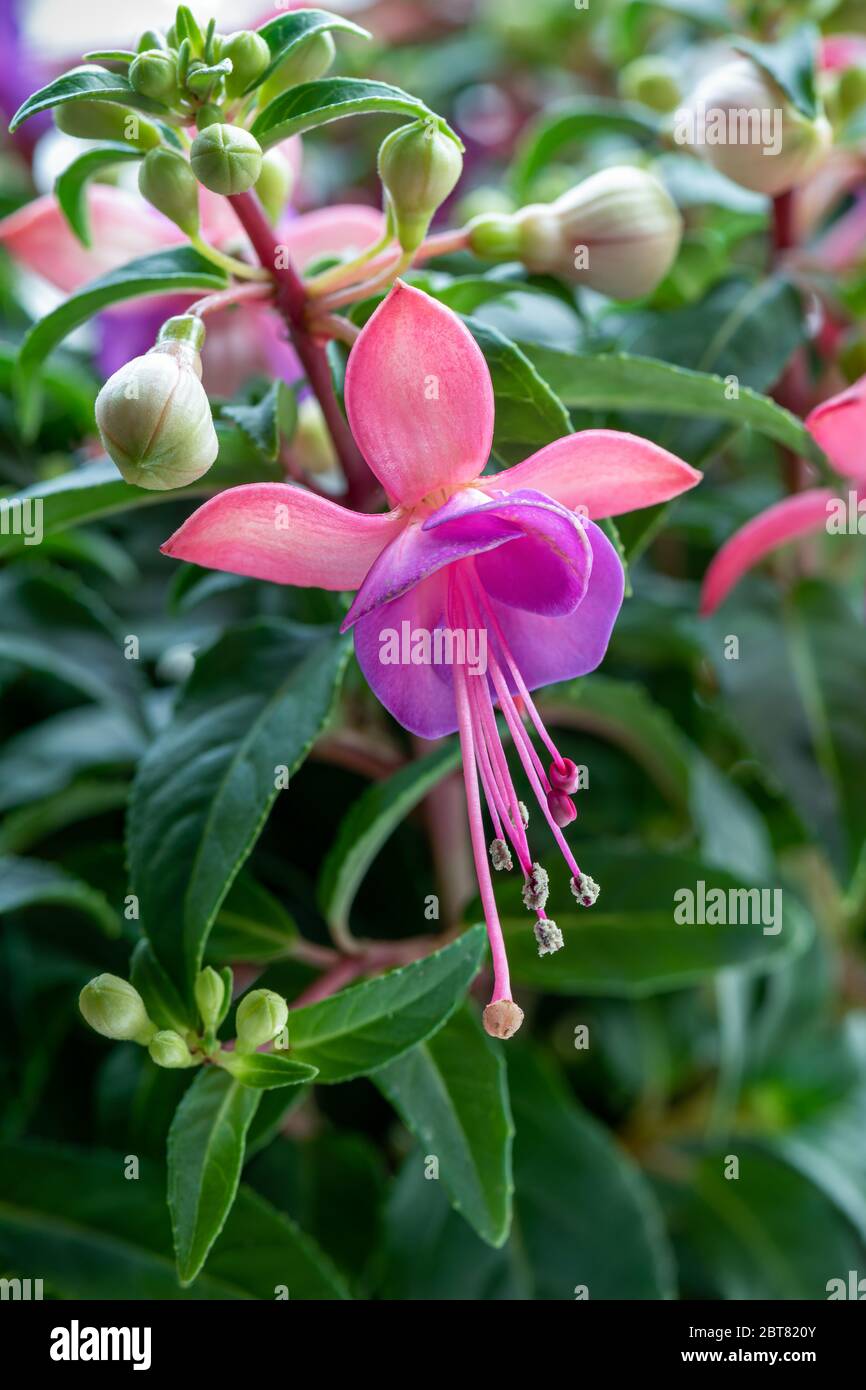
top-left (258, 31), bottom-right (336, 108)
top-left (292, 396), bottom-right (338, 476)
top-left (138, 147), bottom-right (199, 236)
top-left (79, 974), bottom-right (155, 1043)
top-left (619, 56), bottom-right (681, 113)
top-left (255, 147), bottom-right (295, 224)
top-left (378, 120), bottom-right (464, 252)
top-left (149, 1029), bottom-right (195, 1068)
top-left (195, 966), bottom-right (226, 1033)
top-left (470, 166), bottom-right (683, 299)
top-left (679, 58), bottom-right (832, 196)
top-left (235, 988), bottom-right (288, 1053)
top-left (130, 49), bottom-right (180, 105)
top-left (190, 122), bottom-right (263, 194)
top-left (95, 316), bottom-right (218, 491)
top-left (54, 100), bottom-right (162, 149)
top-left (221, 30), bottom-right (271, 99)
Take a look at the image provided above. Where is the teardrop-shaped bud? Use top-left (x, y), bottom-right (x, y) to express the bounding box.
top-left (138, 147), bottom-right (200, 235)
top-left (95, 316), bottom-right (218, 491)
top-left (679, 57), bottom-right (832, 195)
top-left (79, 974), bottom-right (155, 1043)
top-left (514, 166), bottom-right (683, 298)
top-left (258, 31), bottom-right (336, 108)
top-left (235, 988), bottom-right (289, 1052)
top-left (55, 99), bottom-right (162, 149)
top-left (546, 789), bottom-right (577, 827)
top-left (221, 30), bottom-right (271, 98)
top-left (378, 119), bottom-right (464, 251)
top-left (130, 49), bottom-right (180, 105)
top-left (195, 966), bottom-right (227, 1033)
top-left (149, 1030), bottom-right (195, 1067)
top-left (191, 122), bottom-right (263, 194)
top-left (255, 147), bottom-right (295, 224)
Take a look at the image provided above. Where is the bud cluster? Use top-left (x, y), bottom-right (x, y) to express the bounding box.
top-left (78, 964), bottom-right (292, 1077)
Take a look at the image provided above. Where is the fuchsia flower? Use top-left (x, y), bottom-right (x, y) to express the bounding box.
top-left (701, 376), bottom-right (866, 615)
top-left (162, 283), bottom-right (700, 1036)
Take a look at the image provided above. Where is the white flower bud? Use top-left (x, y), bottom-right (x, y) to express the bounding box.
top-left (679, 57), bottom-right (832, 196)
top-left (95, 316), bottom-right (218, 491)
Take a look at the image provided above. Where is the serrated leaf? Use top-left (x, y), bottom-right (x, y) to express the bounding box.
top-left (463, 315), bottom-right (572, 465)
top-left (285, 926), bottom-right (486, 1083)
top-left (251, 10), bottom-right (371, 95)
top-left (128, 620), bottom-right (350, 999)
top-left (167, 1068), bottom-right (260, 1285)
top-left (519, 345), bottom-right (827, 469)
top-left (318, 739), bottom-right (461, 942)
top-left (54, 143), bottom-right (144, 246)
top-left (0, 856), bottom-right (118, 937)
top-left (252, 77), bottom-right (460, 150)
top-left (9, 67), bottom-right (168, 131)
top-left (376, 1005), bottom-right (514, 1247)
top-left (218, 1051), bottom-right (318, 1089)
top-left (16, 248), bottom-right (227, 439)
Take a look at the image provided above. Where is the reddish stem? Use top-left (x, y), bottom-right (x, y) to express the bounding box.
top-left (227, 190), bottom-right (379, 509)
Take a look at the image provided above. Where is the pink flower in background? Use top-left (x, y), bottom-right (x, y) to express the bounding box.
top-left (0, 153), bottom-right (385, 395)
top-left (700, 375), bottom-right (866, 615)
top-left (162, 283), bottom-right (700, 1034)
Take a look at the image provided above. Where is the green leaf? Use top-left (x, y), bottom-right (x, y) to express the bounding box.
top-left (286, 926), bottom-right (486, 1083)
top-left (252, 10), bottom-right (371, 95)
top-left (9, 67), bottom-right (168, 131)
top-left (128, 620), bottom-right (350, 999)
top-left (0, 1141), bottom-right (350, 1298)
top-left (494, 846), bottom-right (811, 997)
top-left (542, 674), bottom-right (773, 880)
top-left (658, 1141), bottom-right (864, 1298)
top-left (463, 316), bottom-right (572, 465)
top-left (167, 1068), bottom-right (261, 1286)
top-left (733, 24), bottom-right (820, 120)
top-left (518, 346), bottom-right (827, 469)
top-left (0, 446), bottom-right (282, 561)
top-left (130, 940), bottom-right (193, 1033)
top-left (318, 739), bottom-right (461, 943)
top-left (375, 1005), bottom-right (514, 1247)
top-left (218, 1051), bottom-right (318, 1089)
top-left (209, 872), bottom-right (300, 963)
top-left (0, 705), bottom-right (143, 813)
top-left (0, 856), bottom-right (118, 937)
top-left (54, 143), bottom-right (144, 246)
top-left (252, 77), bottom-right (460, 151)
top-left (704, 579), bottom-right (866, 885)
top-left (508, 1047), bottom-right (675, 1298)
top-left (16, 248), bottom-right (227, 438)
top-left (0, 568), bottom-right (143, 722)
top-left (221, 380), bottom-right (283, 461)
top-left (511, 98), bottom-right (663, 199)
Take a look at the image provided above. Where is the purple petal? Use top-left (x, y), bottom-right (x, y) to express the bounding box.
top-left (425, 487), bottom-right (592, 616)
top-left (342, 487), bottom-right (591, 631)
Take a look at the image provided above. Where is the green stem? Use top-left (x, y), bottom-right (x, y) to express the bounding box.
top-left (191, 234), bottom-right (271, 283)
